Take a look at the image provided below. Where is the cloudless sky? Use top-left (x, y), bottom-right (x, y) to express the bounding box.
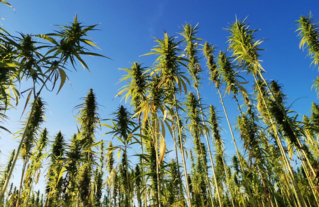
top-left (1, 0), bottom-right (319, 191)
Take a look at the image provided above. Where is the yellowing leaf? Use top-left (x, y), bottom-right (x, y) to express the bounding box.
top-left (117, 148), bottom-right (122, 161)
top-left (163, 109), bottom-right (167, 121)
top-left (127, 134), bottom-right (133, 143)
top-left (84, 39), bottom-right (101, 49)
top-left (159, 136), bottom-right (166, 165)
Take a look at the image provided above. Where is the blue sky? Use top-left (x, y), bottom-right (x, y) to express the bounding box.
top-left (1, 0), bottom-right (319, 190)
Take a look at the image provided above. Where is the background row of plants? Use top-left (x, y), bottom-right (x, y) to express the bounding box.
top-left (1, 1), bottom-right (319, 206)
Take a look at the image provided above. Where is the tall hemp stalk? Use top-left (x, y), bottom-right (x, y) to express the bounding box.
top-left (296, 15), bottom-right (319, 199)
top-left (22, 128), bottom-right (48, 205)
top-left (236, 114), bottom-right (274, 206)
top-left (0, 149), bottom-right (15, 204)
top-left (0, 16), bottom-right (107, 204)
top-left (16, 97), bottom-right (45, 207)
top-left (217, 51), bottom-right (276, 205)
top-left (116, 62), bottom-right (148, 207)
top-left (45, 131), bottom-right (64, 206)
top-left (227, 18), bottom-right (306, 206)
top-left (184, 92), bottom-right (216, 206)
top-left (209, 105), bottom-right (235, 207)
top-left (168, 102), bottom-right (185, 203)
top-left (75, 88), bottom-right (101, 206)
top-left (254, 80), bottom-right (294, 207)
top-left (181, 23), bottom-right (221, 207)
top-left (105, 105), bottom-right (137, 207)
top-left (129, 73), bottom-right (164, 206)
top-left (203, 41), bottom-right (257, 206)
top-left (269, 80), bottom-right (319, 204)
top-left (141, 120), bottom-right (159, 206)
top-left (149, 75), bottom-right (165, 207)
top-left (143, 32), bottom-right (192, 206)
top-left (106, 141), bottom-right (115, 206)
top-left (215, 51), bottom-right (250, 206)
top-left (93, 142), bottom-right (104, 206)
top-left (64, 133), bottom-right (82, 206)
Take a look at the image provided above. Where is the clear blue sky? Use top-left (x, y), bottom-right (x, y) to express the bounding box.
top-left (1, 0), bottom-right (319, 190)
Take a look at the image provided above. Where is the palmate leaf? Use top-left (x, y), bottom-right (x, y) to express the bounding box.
top-left (297, 12), bottom-right (319, 69)
top-left (21, 89), bottom-right (33, 118)
top-left (37, 16), bottom-right (110, 78)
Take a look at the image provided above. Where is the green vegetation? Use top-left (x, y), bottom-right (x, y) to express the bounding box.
top-left (2, 2), bottom-right (319, 206)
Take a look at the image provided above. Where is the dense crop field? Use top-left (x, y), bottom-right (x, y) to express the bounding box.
top-left (1, 1), bottom-right (319, 206)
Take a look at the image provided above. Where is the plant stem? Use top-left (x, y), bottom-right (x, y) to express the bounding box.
top-left (16, 160), bottom-right (27, 207)
top-left (217, 88), bottom-right (257, 206)
top-left (253, 74), bottom-right (306, 207)
top-left (195, 87), bottom-right (222, 207)
top-left (0, 68), bottom-right (56, 205)
top-left (173, 93), bottom-right (192, 207)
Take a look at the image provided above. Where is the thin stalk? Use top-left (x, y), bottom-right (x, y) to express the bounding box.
top-left (234, 96), bottom-right (243, 115)
top-left (296, 149), bottom-right (319, 206)
top-left (221, 159), bottom-right (235, 207)
top-left (216, 88), bottom-right (257, 206)
top-left (194, 87), bottom-right (222, 207)
top-left (235, 94), bottom-right (275, 207)
top-left (0, 69), bottom-right (56, 204)
top-left (124, 143), bottom-right (130, 207)
top-left (139, 116), bottom-right (148, 207)
top-left (296, 137), bottom-right (319, 202)
top-left (154, 115), bottom-right (161, 207)
top-left (253, 74), bottom-right (306, 207)
top-left (171, 120), bottom-right (184, 203)
top-left (173, 93), bottom-right (192, 207)
top-left (185, 123), bottom-right (215, 207)
top-left (16, 160), bottom-right (27, 207)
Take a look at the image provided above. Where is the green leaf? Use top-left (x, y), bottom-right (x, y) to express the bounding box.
top-left (79, 51), bottom-right (111, 59)
top-left (100, 123), bottom-right (114, 128)
top-left (0, 0), bottom-right (14, 9)
top-left (57, 68), bottom-right (69, 94)
top-left (181, 79), bottom-right (188, 95)
top-left (74, 53), bottom-right (90, 71)
top-left (164, 120), bottom-right (173, 137)
top-left (34, 34), bottom-right (58, 45)
top-left (0, 62), bottom-right (19, 68)
top-left (0, 27), bottom-right (10, 35)
top-left (58, 166), bottom-right (68, 182)
top-left (21, 89), bottom-right (33, 118)
top-left (83, 39), bottom-right (101, 49)
top-left (127, 134), bottom-right (133, 143)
